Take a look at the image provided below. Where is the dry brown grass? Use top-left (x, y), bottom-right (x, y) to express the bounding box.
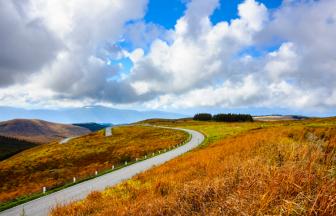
top-left (51, 120), bottom-right (336, 216)
top-left (0, 125), bottom-right (187, 202)
top-left (0, 119), bottom-right (90, 144)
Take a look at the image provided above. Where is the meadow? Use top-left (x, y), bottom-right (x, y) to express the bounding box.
top-left (0, 125), bottom-right (187, 203)
top-left (51, 118), bottom-right (336, 216)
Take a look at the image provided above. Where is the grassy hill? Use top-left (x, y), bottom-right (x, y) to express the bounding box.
top-left (52, 118), bottom-right (336, 216)
top-left (0, 119), bottom-right (90, 144)
top-left (0, 125), bottom-right (187, 203)
top-left (0, 135), bottom-right (37, 160)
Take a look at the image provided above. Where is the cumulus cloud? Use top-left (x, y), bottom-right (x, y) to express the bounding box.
top-left (0, 1), bottom-right (61, 86)
top-left (31, 0), bottom-right (148, 101)
top-left (0, 0), bottom-right (148, 101)
top-left (126, 0), bottom-right (336, 112)
top-left (0, 0), bottom-right (336, 114)
top-left (127, 0), bottom-right (268, 99)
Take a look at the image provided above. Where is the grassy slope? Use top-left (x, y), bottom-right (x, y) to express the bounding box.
top-left (0, 119), bottom-right (90, 144)
top-left (51, 118), bottom-right (336, 216)
top-left (0, 125), bottom-right (187, 203)
top-left (0, 135), bottom-right (37, 161)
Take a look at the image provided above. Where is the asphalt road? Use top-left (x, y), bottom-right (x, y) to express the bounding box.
top-left (0, 126), bottom-right (204, 216)
top-left (59, 137), bottom-right (76, 144)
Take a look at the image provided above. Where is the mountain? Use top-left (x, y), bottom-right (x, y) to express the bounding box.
top-left (0, 119), bottom-right (90, 144)
top-left (0, 106), bottom-right (187, 124)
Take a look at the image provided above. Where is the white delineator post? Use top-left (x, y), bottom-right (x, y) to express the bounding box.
top-left (95, 171), bottom-right (98, 176)
top-left (43, 187), bottom-right (46, 194)
top-left (112, 165), bottom-right (114, 170)
top-left (73, 177), bottom-right (76, 183)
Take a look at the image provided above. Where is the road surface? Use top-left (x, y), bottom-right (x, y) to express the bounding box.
top-left (0, 126), bottom-right (204, 216)
top-left (59, 137), bottom-right (76, 144)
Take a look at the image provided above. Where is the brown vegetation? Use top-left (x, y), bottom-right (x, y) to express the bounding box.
top-left (0, 125), bottom-right (187, 202)
top-left (0, 119), bottom-right (90, 144)
top-left (51, 118), bottom-right (336, 216)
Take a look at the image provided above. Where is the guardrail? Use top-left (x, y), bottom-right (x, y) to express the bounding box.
top-left (0, 131), bottom-right (192, 212)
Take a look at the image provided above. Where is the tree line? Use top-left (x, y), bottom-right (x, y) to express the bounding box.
top-left (0, 135), bottom-right (37, 160)
top-left (193, 113), bottom-right (253, 122)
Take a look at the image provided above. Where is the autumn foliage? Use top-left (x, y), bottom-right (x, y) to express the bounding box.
top-left (0, 126), bottom-right (187, 203)
top-left (51, 119), bottom-right (336, 216)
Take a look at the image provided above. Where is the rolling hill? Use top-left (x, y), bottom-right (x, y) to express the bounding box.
top-left (0, 135), bottom-right (37, 161)
top-left (0, 119), bottom-right (90, 144)
top-left (52, 117), bottom-right (336, 216)
top-left (0, 125), bottom-right (188, 203)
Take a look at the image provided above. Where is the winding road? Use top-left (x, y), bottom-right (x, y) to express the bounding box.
top-left (0, 126), bottom-right (204, 216)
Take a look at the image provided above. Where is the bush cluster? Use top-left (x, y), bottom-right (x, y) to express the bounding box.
top-left (193, 113), bottom-right (253, 122)
top-left (193, 113), bottom-right (212, 121)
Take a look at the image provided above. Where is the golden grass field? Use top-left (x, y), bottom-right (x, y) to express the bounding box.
top-left (0, 125), bottom-right (187, 202)
top-left (51, 118), bottom-right (336, 216)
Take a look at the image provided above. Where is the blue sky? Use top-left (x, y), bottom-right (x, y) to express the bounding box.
top-left (0, 0), bottom-right (335, 118)
top-left (145, 0), bottom-right (283, 29)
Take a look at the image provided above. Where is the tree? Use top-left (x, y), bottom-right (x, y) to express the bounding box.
top-left (193, 113), bottom-right (212, 121)
top-left (212, 113), bottom-right (253, 122)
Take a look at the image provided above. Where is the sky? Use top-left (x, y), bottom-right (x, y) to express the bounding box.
top-left (0, 0), bottom-right (336, 116)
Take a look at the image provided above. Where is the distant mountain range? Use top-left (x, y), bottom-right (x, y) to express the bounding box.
top-left (0, 119), bottom-right (90, 144)
top-left (0, 106), bottom-right (187, 124)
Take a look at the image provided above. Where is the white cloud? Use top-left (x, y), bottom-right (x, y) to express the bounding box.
top-left (0, 1), bottom-right (61, 86)
top-left (126, 0), bottom-right (336, 112)
top-left (264, 42), bottom-right (298, 82)
top-left (128, 0), bottom-right (267, 96)
top-left (0, 0), bottom-right (336, 114)
top-left (127, 49), bottom-right (145, 63)
top-left (144, 75), bottom-right (263, 109)
top-left (0, 0), bottom-right (149, 105)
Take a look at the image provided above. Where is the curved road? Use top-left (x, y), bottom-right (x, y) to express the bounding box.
top-left (60, 125), bottom-right (112, 144)
top-left (0, 126), bottom-right (204, 216)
